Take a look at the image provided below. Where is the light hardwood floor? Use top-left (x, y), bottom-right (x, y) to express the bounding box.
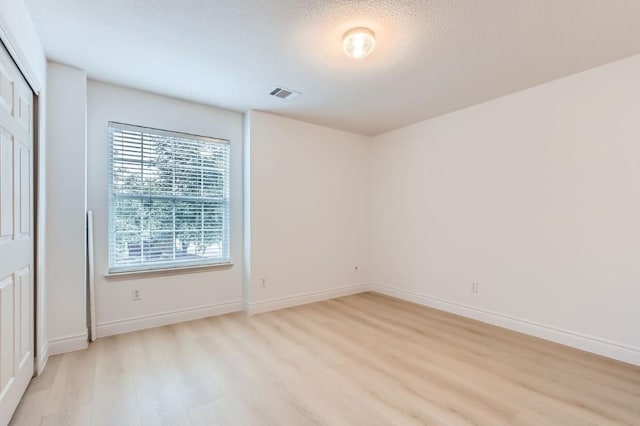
top-left (10, 292), bottom-right (640, 425)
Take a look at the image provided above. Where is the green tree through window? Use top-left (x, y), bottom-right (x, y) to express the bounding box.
top-left (108, 122), bottom-right (230, 273)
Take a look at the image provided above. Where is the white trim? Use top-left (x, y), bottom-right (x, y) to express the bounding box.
top-left (87, 211), bottom-right (96, 341)
top-left (96, 300), bottom-right (243, 338)
top-left (372, 284), bottom-right (640, 366)
top-left (36, 343), bottom-right (49, 375)
top-left (43, 283), bottom-right (639, 366)
top-left (47, 331), bottom-right (89, 356)
top-left (244, 284), bottom-right (374, 315)
top-left (105, 262), bottom-right (233, 279)
top-left (0, 17), bottom-right (42, 93)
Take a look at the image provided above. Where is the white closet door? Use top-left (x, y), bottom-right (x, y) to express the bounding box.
top-left (0, 43), bottom-right (34, 426)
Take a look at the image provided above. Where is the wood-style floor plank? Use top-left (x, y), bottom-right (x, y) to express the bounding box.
top-left (10, 292), bottom-right (640, 425)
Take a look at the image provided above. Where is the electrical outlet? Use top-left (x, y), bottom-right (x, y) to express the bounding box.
top-left (471, 282), bottom-right (479, 293)
top-left (132, 289), bottom-right (141, 301)
top-left (261, 278), bottom-right (267, 288)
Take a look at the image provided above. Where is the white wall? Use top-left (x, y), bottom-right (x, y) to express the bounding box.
top-left (87, 81), bottom-right (244, 337)
top-left (0, 0), bottom-right (48, 371)
top-left (245, 111), bottom-right (371, 313)
top-left (45, 62), bottom-right (87, 354)
top-left (371, 55), bottom-right (640, 365)
top-left (16, 0), bottom-right (637, 369)
top-left (0, 0), bottom-right (46, 89)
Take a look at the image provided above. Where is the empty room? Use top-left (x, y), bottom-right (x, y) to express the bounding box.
top-left (1, 0), bottom-right (639, 424)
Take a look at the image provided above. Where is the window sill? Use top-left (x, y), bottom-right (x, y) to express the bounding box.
top-left (104, 262), bottom-right (234, 281)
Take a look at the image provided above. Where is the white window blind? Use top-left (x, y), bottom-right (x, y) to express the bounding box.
top-left (108, 122), bottom-right (230, 273)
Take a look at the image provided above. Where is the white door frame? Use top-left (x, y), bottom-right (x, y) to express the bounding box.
top-left (0, 23), bottom-right (45, 375)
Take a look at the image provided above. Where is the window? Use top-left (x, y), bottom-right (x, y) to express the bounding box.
top-left (108, 122), bottom-right (230, 273)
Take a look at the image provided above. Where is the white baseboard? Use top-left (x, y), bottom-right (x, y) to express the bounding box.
top-left (372, 283), bottom-right (640, 366)
top-left (245, 283), bottom-right (374, 315)
top-left (37, 342), bottom-right (49, 375)
top-left (47, 331), bottom-right (89, 357)
top-left (44, 284), bottom-right (637, 366)
top-left (96, 300), bottom-right (243, 338)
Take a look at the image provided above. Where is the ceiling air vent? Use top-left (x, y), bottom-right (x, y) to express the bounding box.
top-left (269, 87), bottom-right (301, 101)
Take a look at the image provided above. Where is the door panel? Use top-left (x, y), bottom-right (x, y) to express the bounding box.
top-left (0, 43), bottom-right (34, 426)
top-left (0, 275), bottom-right (14, 394)
top-left (0, 132), bottom-right (12, 241)
top-left (18, 145), bottom-right (30, 236)
top-left (0, 63), bottom-right (11, 115)
top-left (17, 267), bottom-right (31, 368)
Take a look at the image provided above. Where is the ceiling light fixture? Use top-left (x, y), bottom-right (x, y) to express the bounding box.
top-left (342, 27), bottom-right (376, 59)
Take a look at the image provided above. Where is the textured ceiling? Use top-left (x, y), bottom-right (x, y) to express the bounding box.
top-left (24, 0), bottom-right (640, 135)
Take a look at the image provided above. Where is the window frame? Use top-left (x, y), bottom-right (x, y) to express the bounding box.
top-left (107, 121), bottom-right (231, 274)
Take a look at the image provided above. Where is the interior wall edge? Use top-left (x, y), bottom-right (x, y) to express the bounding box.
top-left (242, 110), bottom-right (252, 306)
top-left (372, 283), bottom-right (640, 367)
top-left (47, 330), bottom-right (89, 357)
top-left (37, 342), bottom-right (48, 375)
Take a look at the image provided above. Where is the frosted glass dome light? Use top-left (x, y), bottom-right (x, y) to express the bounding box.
top-left (342, 27), bottom-right (376, 59)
